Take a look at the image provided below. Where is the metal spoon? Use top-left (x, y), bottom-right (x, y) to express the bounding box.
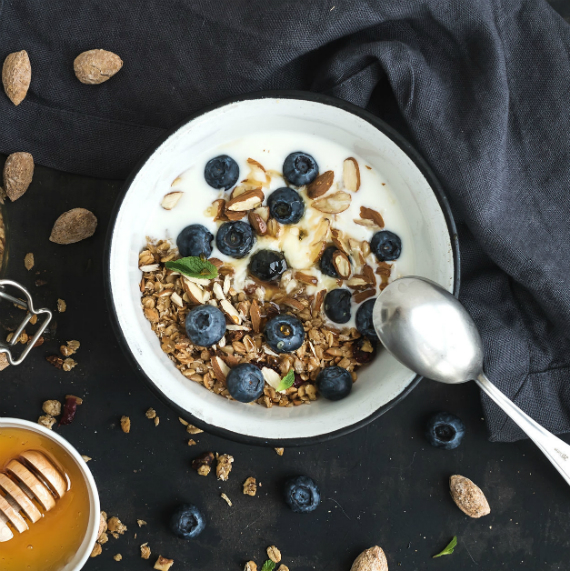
top-left (373, 276), bottom-right (570, 486)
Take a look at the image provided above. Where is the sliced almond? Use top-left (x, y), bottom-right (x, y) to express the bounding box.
top-left (206, 199), bottom-right (227, 221)
top-left (226, 324), bottom-right (251, 332)
top-left (223, 274), bottom-right (232, 295)
top-left (248, 211), bottom-right (267, 236)
top-left (161, 191), bottom-right (183, 210)
top-left (362, 264), bottom-right (376, 285)
top-left (266, 218), bottom-right (281, 238)
top-left (246, 157), bottom-right (266, 173)
top-left (183, 280), bottom-right (204, 304)
top-left (220, 299), bottom-right (241, 324)
top-left (211, 356), bottom-right (230, 382)
top-left (184, 276), bottom-right (211, 287)
top-left (140, 264), bottom-right (160, 272)
top-left (282, 297), bottom-right (304, 311)
top-left (226, 188), bottom-right (264, 212)
top-left (224, 207), bottom-right (246, 221)
top-left (360, 206), bottom-right (384, 228)
top-left (171, 292), bottom-right (184, 307)
top-left (307, 170), bottom-right (334, 198)
top-left (254, 206), bottom-right (270, 222)
top-left (312, 191), bottom-right (351, 215)
top-left (20, 451), bottom-right (67, 498)
top-left (332, 251), bottom-right (351, 279)
top-left (331, 228), bottom-right (350, 256)
top-left (229, 184), bottom-right (248, 200)
top-left (313, 289), bottom-right (326, 314)
top-left (346, 276), bottom-right (369, 289)
top-left (0, 473), bottom-right (41, 523)
top-left (312, 217), bottom-right (331, 244)
top-left (294, 271), bottom-right (318, 285)
top-left (212, 282), bottom-right (225, 300)
top-left (7, 460), bottom-right (56, 511)
top-left (261, 367), bottom-right (281, 390)
top-left (250, 299), bottom-right (261, 333)
top-left (354, 218), bottom-right (379, 230)
top-left (309, 240), bottom-right (326, 264)
top-left (0, 493), bottom-right (28, 533)
top-left (353, 289), bottom-right (376, 303)
top-left (343, 157), bottom-right (361, 191)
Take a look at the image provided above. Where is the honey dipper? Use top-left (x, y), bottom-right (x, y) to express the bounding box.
top-left (0, 450), bottom-right (68, 542)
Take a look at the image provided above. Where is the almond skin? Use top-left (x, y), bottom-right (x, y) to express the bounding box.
top-left (226, 188), bottom-right (264, 211)
top-left (360, 206), bottom-right (384, 228)
top-left (248, 211), bottom-right (268, 235)
top-left (449, 475), bottom-right (490, 518)
top-left (343, 157), bottom-right (361, 191)
top-left (73, 49), bottom-right (123, 84)
top-left (307, 170), bottom-right (334, 198)
top-left (3, 152), bottom-right (34, 201)
top-left (2, 50), bottom-right (31, 106)
top-left (49, 208), bottom-right (97, 244)
top-left (350, 546), bottom-right (388, 571)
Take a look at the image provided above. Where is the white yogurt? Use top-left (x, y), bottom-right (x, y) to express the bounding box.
top-left (144, 130), bottom-right (415, 329)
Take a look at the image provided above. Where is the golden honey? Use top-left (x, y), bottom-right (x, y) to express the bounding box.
top-left (0, 427), bottom-right (90, 571)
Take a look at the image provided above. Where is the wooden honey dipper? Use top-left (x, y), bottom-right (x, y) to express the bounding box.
top-left (0, 450), bottom-right (69, 542)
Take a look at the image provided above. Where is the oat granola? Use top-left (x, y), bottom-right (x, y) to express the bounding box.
top-left (243, 476), bottom-right (257, 496)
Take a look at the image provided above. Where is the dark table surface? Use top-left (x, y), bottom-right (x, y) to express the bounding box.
top-left (2, 4), bottom-right (570, 569)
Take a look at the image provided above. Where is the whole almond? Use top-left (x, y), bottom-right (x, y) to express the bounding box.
top-left (248, 211), bottom-right (268, 236)
top-left (449, 475), bottom-right (490, 518)
top-left (4, 152), bottom-right (34, 201)
top-left (2, 50), bottom-right (31, 106)
top-left (343, 157), bottom-right (361, 192)
top-left (73, 49), bottom-right (123, 85)
top-left (49, 208), bottom-right (97, 244)
top-left (307, 170), bottom-right (334, 198)
top-left (350, 546), bottom-right (388, 571)
top-left (227, 188), bottom-right (264, 212)
top-left (332, 250), bottom-right (351, 279)
top-left (312, 191), bottom-right (351, 215)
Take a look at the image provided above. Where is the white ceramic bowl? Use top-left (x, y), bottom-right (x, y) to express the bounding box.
top-left (0, 417), bottom-right (100, 571)
top-left (106, 92), bottom-right (459, 446)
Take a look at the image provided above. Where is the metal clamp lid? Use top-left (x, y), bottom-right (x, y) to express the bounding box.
top-left (0, 280), bottom-right (52, 366)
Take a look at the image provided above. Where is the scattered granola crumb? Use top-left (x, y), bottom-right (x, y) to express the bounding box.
top-left (98, 532), bottom-right (108, 545)
top-left (267, 546), bottom-right (281, 563)
top-left (244, 562), bottom-right (257, 571)
top-left (46, 355), bottom-right (63, 369)
top-left (141, 543), bottom-right (151, 559)
top-left (192, 452), bottom-right (215, 476)
top-left (154, 555), bottom-right (174, 571)
top-left (60, 340), bottom-right (80, 357)
top-left (97, 511), bottom-right (107, 539)
top-left (137, 519), bottom-right (147, 527)
top-left (186, 424), bottom-right (203, 435)
top-left (277, 565), bottom-right (290, 571)
top-left (0, 353), bottom-right (9, 371)
top-left (62, 357), bottom-right (77, 372)
top-left (145, 407), bottom-right (157, 419)
top-left (216, 453), bottom-right (234, 481)
top-left (107, 516), bottom-right (127, 535)
top-left (90, 543), bottom-right (102, 558)
top-left (113, 554), bottom-right (122, 561)
top-left (154, 416), bottom-right (160, 427)
top-left (220, 492), bottom-right (232, 507)
top-left (243, 477), bottom-right (257, 497)
top-left (66, 394), bottom-right (83, 405)
top-left (82, 455), bottom-right (92, 463)
top-left (57, 298), bottom-right (67, 312)
top-left (274, 447), bottom-right (284, 456)
top-left (42, 400), bottom-right (62, 417)
top-left (187, 439), bottom-right (197, 446)
top-left (120, 416), bottom-right (131, 434)
top-left (24, 252), bottom-right (34, 270)
top-left (37, 415), bottom-right (56, 430)
top-left (178, 417), bottom-right (189, 426)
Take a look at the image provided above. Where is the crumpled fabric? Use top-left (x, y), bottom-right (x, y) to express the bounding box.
top-left (1, 0), bottom-right (569, 441)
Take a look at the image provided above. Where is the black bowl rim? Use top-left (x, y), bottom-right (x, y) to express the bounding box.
top-left (104, 90), bottom-right (460, 447)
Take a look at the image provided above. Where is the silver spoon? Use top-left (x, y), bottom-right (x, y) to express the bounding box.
top-left (373, 276), bottom-right (570, 485)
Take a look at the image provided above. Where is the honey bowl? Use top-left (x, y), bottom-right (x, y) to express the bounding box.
top-left (0, 418), bottom-right (100, 571)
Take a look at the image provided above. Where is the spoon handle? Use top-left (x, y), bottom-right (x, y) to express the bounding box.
top-left (476, 373), bottom-right (570, 486)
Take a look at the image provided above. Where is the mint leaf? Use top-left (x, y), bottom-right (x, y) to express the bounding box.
top-left (165, 256), bottom-right (218, 279)
top-left (261, 561), bottom-right (276, 571)
top-left (277, 369), bottom-right (295, 392)
top-left (432, 536), bottom-right (457, 558)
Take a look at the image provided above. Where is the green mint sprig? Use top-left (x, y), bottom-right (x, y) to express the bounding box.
top-left (261, 561), bottom-right (276, 571)
top-left (433, 536), bottom-right (457, 558)
top-left (165, 256), bottom-right (218, 280)
top-left (276, 369), bottom-right (295, 392)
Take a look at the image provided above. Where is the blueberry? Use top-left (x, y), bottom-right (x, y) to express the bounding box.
top-left (204, 155), bottom-right (239, 190)
top-left (249, 249), bottom-right (288, 282)
top-left (352, 336), bottom-right (378, 364)
top-left (264, 314), bottom-right (304, 353)
top-left (324, 289), bottom-right (351, 324)
top-left (284, 475), bottom-right (321, 513)
top-left (185, 305), bottom-right (226, 347)
top-left (355, 298), bottom-right (378, 340)
top-left (319, 246), bottom-right (339, 278)
top-left (425, 412), bottom-right (465, 450)
top-left (283, 152), bottom-right (319, 186)
top-left (371, 230), bottom-right (402, 261)
top-left (316, 366), bottom-right (352, 401)
top-left (226, 363), bottom-right (265, 403)
top-left (170, 503), bottom-right (205, 539)
top-left (267, 187), bottom-right (305, 224)
top-left (216, 221), bottom-right (255, 259)
top-left (176, 224), bottom-right (213, 258)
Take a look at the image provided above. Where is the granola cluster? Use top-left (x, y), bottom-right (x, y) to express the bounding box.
top-left (139, 239), bottom-right (380, 407)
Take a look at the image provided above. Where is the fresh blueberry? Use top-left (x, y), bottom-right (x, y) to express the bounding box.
top-left (316, 366), bottom-right (352, 401)
top-left (185, 305), bottom-right (226, 347)
top-left (283, 152), bottom-right (319, 186)
top-left (352, 336), bottom-right (378, 364)
top-left (249, 249), bottom-right (288, 282)
top-left (170, 503), bottom-right (205, 539)
top-left (267, 187), bottom-right (305, 224)
top-left (284, 475), bottom-right (321, 513)
top-left (324, 288), bottom-right (351, 324)
top-left (355, 298), bottom-right (378, 340)
top-left (319, 246), bottom-right (340, 278)
top-left (216, 221), bottom-right (255, 259)
top-left (204, 155), bottom-right (239, 190)
top-left (264, 314), bottom-right (304, 353)
top-left (176, 224), bottom-right (213, 258)
top-left (425, 412), bottom-right (466, 450)
top-left (371, 230), bottom-right (402, 261)
top-left (226, 363), bottom-right (265, 403)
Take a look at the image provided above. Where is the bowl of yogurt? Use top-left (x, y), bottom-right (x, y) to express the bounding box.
top-left (106, 92), bottom-right (459, 446)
